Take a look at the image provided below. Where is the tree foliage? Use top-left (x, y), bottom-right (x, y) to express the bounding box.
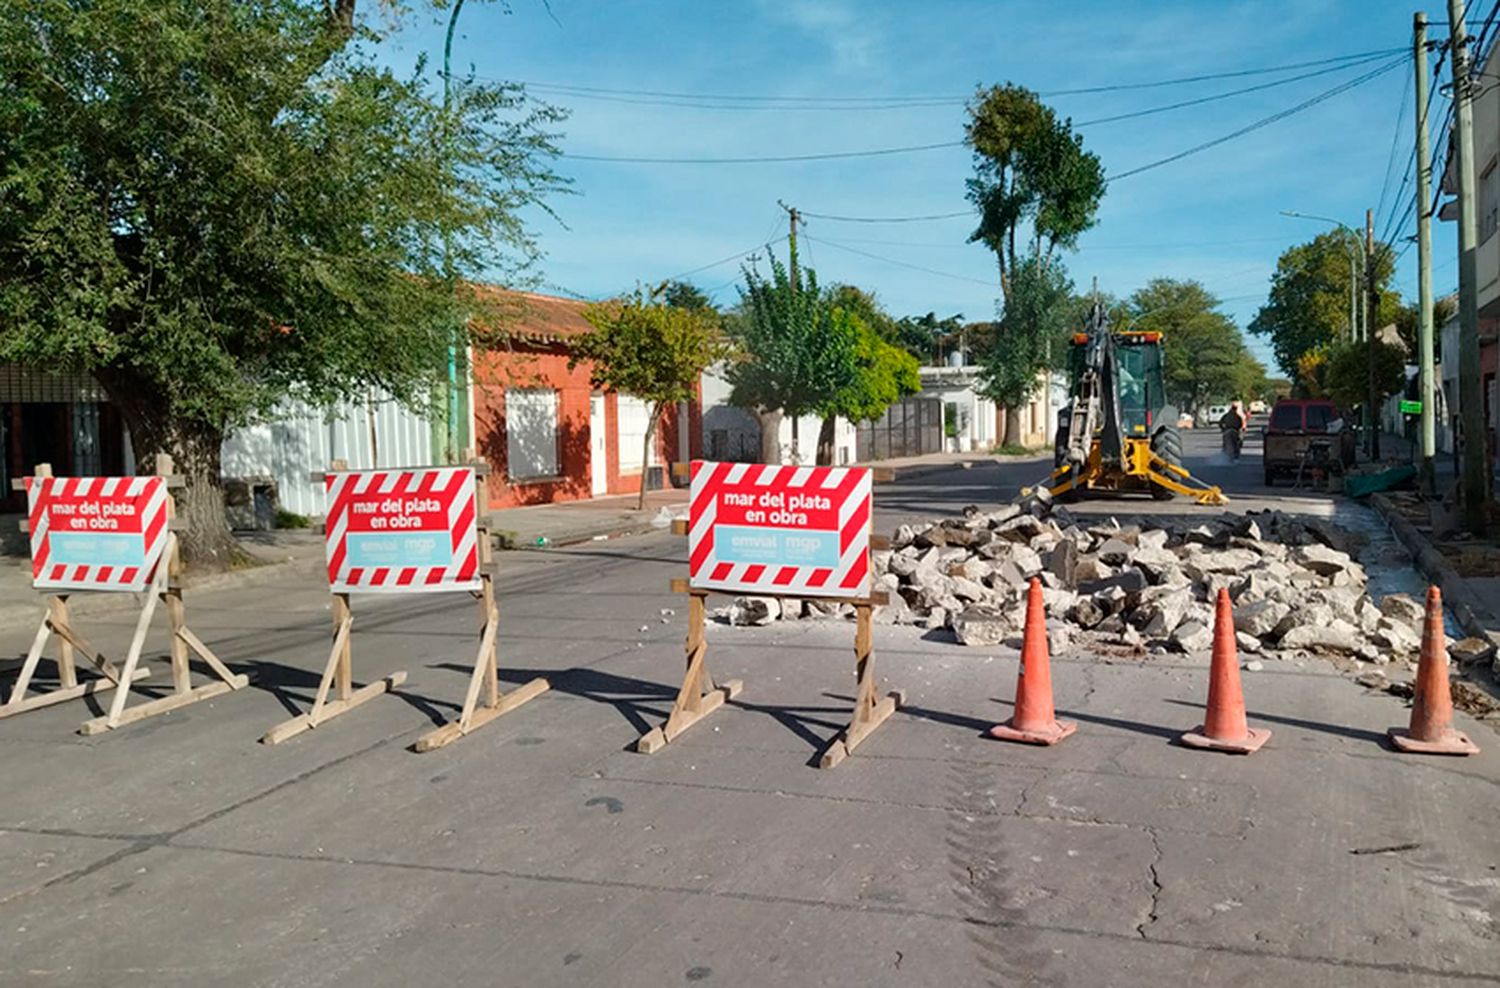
top-left (727, 246), bottom-right (855, 418)
top-left (1121, 279), bottom-right (1264, 416)
top-left (0, 0), bottom-right (565, 562)
top-left (1249, 232), bottom-right (1401, 376)
top-left (826, 309), bottom-right (921, 424)
top-left (577, 290), bottom-right (725, 508)
top-left (977, 256), bottom-right (1074, 411)
top-left (1393, 295), bottom-right (1456, 361)
top-left (726, 245), bottom-right (858, 462)
top-left (1323, 339), bottom-right (1408, 411)
top-left (889, 311), bottom-right (963, 364)
top-left (963, 83), bottom-right (1105, 301)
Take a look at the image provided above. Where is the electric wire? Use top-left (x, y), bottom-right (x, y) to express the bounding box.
top-left (800, 235), bottom-right (998, 286)
top-left (512, 48), bottom-right (1408, 108)
top-left (1106, 55), bottom-right (1407, 182)
top-left (1375, 59), bottom-right (1415, 226)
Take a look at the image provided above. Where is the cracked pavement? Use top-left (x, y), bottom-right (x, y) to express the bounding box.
top-left (2, 452), bottom-right (1498, 986)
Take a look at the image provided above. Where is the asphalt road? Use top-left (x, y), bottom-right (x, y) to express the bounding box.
top-left (1, 427), bottom-right (1496, 987)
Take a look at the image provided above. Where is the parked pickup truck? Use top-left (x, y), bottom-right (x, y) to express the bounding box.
top-left (1262, 399), bottom-right (1356, 486)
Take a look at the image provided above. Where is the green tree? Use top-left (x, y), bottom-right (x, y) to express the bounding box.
top-left (576, 291), bottom-right (726, 509)
top-left (726, 244), bottom-right (858, 464)
top-left (657, 280), bottom-right (716, 314)
top-left (1393, 295), bottom-right (1457, 361)
top-left (977, 256), bottom-right (1074, 414)
top-left (890, 312), bottom-right (963, 364)
top-left (964, 84), bottom-right (1104, 443)
top-left (1249, 232), bottom-right (1401, 376)
top-left (0, 0), bottom-right (564, 564)
top-left (1122, 279), bottom-right (1262, 417)
top-left (814, 296), bottom-right (921, 465)
top-left (1323, 339), bottom-right (1408, 412)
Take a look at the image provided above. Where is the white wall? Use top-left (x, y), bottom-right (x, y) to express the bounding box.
top-left (700, 365), bottom-right (761, 462)
top-left (775, 413), bottom-right (855, 465)
top-left (221, 392), bottom-right (436, 517)
top-left (698, 363), bottom-right (858, 464)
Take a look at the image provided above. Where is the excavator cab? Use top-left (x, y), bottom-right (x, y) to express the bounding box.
top-left (1039, 305), bottom-right (1226, 505)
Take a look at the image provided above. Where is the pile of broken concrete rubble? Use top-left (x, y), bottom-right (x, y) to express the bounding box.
top-left (719, 498), bottom-right (1448, 667)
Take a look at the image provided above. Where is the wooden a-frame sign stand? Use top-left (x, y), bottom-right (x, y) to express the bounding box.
top-left (638, 520), bottom-right (901, 769)
top-left (1, 457), bottom-right (250, 733)
top-left (260, 460), bottom-right (548, 748)
top-left (413, 463), bottom-right (549, 751)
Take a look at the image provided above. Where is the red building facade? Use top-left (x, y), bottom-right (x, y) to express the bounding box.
top-left (471, 291), bottom-right (702, 510)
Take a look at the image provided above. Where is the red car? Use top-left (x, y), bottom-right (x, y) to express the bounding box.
top-left (1262, 399), bottom-right (1356, 485)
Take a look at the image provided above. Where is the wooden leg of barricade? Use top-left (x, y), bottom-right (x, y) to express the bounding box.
top-left (0, 606), bottom-right (151, 719)
top-left (819, 601), bottom-right (903, 769)
top-left (260, 594), bottom-right (406, 745)
top-left (414, 573), bottom-right (549, 753)
top-left (636, 590), bottom-right (743, 754)
top-left (52, 596), bottom-right (76, 689)
top-left (78, 531), bottom-right (252, 736)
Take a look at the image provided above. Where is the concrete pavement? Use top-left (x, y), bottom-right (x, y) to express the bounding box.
top-left (2, 428), bottom-right (1498, 986)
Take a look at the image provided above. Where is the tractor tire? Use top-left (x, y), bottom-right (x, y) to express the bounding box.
top-left (1151, 425), bottom-right (1183, 500)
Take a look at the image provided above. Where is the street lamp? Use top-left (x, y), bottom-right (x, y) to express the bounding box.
top-left (1280, 210), bottom-right (1365, 341)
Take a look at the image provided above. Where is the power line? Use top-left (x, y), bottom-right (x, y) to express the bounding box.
top-left (801, 235), bottom-right (998, 286)
top-left (1074, 52), bottom-right (1404, 127)
top-left (1106, 56), bottom-right (1407, 182)
top-left (1374, 56), bottom-right (1415, 225)
top-left (565, 140), bottom-right (962, 165)
top-left (523, 50), bottom-right (1399, 118)
top-left (800, 208), bottom-right (971, 224)
top-left (513, 48), bottom-right (1407, 107)
top-left (660, 242), bottom-right (774, 283)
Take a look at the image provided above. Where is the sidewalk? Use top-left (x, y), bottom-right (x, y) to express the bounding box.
top-left (1362, 434), bottom-right (1500, 691)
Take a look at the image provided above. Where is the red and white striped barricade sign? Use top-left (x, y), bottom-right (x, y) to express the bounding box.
top-left (324, 467), bottom-right (481, 594)
top-left (26, 476), bottom-right (170, 593)
top-left (688, 461), bottom-right (873, 598)
top-left (639, 459), bottom-right (900, 769)
top-left (4, 460), bottom-right (249, 732)
top-left (263, 463), bottom-right (549, 749)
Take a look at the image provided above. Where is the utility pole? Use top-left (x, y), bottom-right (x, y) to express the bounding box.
top-left (778, 200), bottom-right (802, 457)
top-left (1414, 11), bottom-right (1438, 492)
top-left (779, 199), bottom-right (801, 291)
top-left (1366, 209), bottom-right (1380, 460)
top-left (441, 0), bottom-right (468, 465)
top-left (1449, 0), bottom-right (1488, 533)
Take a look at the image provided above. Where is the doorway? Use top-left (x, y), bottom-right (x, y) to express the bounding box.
top-left (589, 393), bottom-right (608, 496)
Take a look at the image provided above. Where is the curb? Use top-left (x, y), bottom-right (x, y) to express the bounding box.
top-left (496, 506), bottom-right (689, 551)
top-left (873, 455), bottom-right (1046, 484)
top-left (1370, 493), bottom-right (1500, 649)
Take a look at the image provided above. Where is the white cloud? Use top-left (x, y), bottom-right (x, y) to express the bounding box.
top-left (755, 0), bottom-right (882, 71)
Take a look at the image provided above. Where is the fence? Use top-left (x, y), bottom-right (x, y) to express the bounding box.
top-left (854, 396), bottom-right (943, 462)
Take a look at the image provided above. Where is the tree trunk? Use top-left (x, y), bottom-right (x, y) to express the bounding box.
top-left (97, 371), bottom-right (243, 570)
top-left (1003, 405), bottom-right (1023, 447)
top-left (639, 402), bottom-right (662, 511)
top-left (756, 409), bottom-right (783, 465)
top-left (815, 414), bottom-right (837, 466)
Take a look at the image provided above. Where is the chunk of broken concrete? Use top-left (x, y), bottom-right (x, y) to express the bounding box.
top-left (952, 606), bottom-right (1015, 646)
top-left (1170, 619), bottom-right (1214, 653)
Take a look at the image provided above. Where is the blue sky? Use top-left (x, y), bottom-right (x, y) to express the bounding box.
top-left (380, 0), bottom-right (1465, 376)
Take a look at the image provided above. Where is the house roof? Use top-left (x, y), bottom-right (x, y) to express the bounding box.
top-left (469, 287), bottom-right (596, 345)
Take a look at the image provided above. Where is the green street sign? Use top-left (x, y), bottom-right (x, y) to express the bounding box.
top-left (1399, 399), bottom-right (1422, 414)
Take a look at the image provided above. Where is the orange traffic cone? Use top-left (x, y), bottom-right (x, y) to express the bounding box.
top-left (1390, 586), bottom-right (1480, 755)
top-left (990, 578), bottom-right (1076, 746)
top-left (1180, 589), bottom-right (1270, 754)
